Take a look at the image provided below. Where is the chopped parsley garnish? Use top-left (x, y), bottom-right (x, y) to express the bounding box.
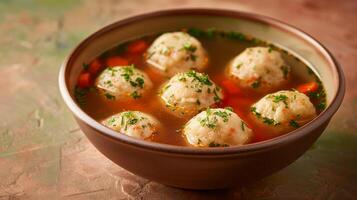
top-left (213, 89), bottom-right (221, 102)
top-left (104, 93), bottom-right (115, 100)
top-left (74, 86), bottom-right (89, 107)
top-left (121, 65), bottom-right (134, 81)
top-left (183, 43), bottom-right (197, 52)
top-left (107, 117), bottom-right (116, 126)
top-left (250, 107), bottom-right (261, 117)
top-left (199, 108), bottom-right (216, 128)
top-left (199, 108), bottom-right (231, 129)
top-left (241, 121), bottom-right (246, 131)
top-left (317, 101), bottom-right (326, 110)
top-left (272, 94), bottom-right (289, 108)
top-left (225, 31), bottom-right (245, 41)
top-left (129, 77), bottom-right (145, 88)
top-left (105, 80), bottom-right (113, 87)
top-left (179, 77), bottom-right (187, 82)
top-left (186, 70), bottom-right (212, 86)
top-left (213, 110), bottom-right (231, 122)
top-left (187, 28), bottom-right (215, 38)
top-left (251, 107), bottom-right (279, 126)
top-left (268, 46), bottom-right (273, 53)
top-left (82, 63), bottom-right (89, 70)
top-left (251, 78), bottom-right (261, 89)
top-left (289, 120), bottom-right (300, 128)
top-left (308, 86), bottom-right (326, 100)
top-left (121, 112), bottom-right (139, 130)
top-left (209, 142), bottom-right (229, 147)
top-left (262, 117), bottom-right (278, 126)
top-left (236, 63), bottom-right (242, 69)
top-left (130, 91), bottom-right (141, 99)
top-left (225, 107), bottom-right (233, 112)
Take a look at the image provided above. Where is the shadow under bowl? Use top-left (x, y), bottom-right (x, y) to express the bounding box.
top-left (59, 9), bottom-right (345, 189)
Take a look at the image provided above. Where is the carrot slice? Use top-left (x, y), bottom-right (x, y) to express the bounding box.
top-left (127, 40), bottom-right (148, 54)
top-left (297, 82), bottom-right (318, 94)
top-left (77, 72), bottom-right (91, 88)
top-left (221, 80), bottom-right (241, 96)
top-left (106, 56), bottom-right (129, 67)
top-left (88, 59), bottom-right (102, 75)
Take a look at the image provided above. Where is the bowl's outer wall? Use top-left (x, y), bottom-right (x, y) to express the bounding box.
top-left (60, 9), bottom-right (344, 189)
top-left (76, 117), bottom-right (329, 189)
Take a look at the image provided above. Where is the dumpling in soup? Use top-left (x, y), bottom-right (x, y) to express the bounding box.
top-left (251, 90), bottom-right (316, 133)
top-left (160, 70), bottom-right (223, 117)
top-left (228, 47), bottom-right (290, 90)
top-left (95, 65), bottom-right (152, 100)
top-left (183, 108), bottom-right (252, 147)
top-left (146, 32), bottom-right (208, 76)
top-left (102, 111), bottom-right (160, 139)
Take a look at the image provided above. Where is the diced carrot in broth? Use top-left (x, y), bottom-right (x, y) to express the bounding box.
top-left (77, 72), bottom-right (91, 88)
top-left (221, 80), bottom-right (241, 96)
top-left (127, 40), bottom-right (148, 54)
top-left (88, 59), bottom-right (102, 75)
top-left (106, 56), bottom-right (129, 67)
top-left (297, 82), bottom-right (318, 94)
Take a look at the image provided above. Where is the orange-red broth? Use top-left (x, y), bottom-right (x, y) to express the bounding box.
top-left (75, 30), bottom-right (326, 146)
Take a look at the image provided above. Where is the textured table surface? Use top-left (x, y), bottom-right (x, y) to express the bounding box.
top-left (0, 0), bottom-right (356, 199)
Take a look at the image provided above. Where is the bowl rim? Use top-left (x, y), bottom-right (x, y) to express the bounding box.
top-left (59, 8), bottom-right (345, 155)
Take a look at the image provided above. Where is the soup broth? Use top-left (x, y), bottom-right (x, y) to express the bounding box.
top-left (74, 28), bottom-right (326, 146)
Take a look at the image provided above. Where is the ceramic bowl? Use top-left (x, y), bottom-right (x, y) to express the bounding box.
top-left (59, 9), bottom-right (345, 189)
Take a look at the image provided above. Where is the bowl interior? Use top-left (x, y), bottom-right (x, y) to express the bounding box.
top-left (61, 9), bottom-right (343, 153)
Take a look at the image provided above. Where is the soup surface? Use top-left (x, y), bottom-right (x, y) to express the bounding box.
top-left (74, 28), bottom-right (326, 147)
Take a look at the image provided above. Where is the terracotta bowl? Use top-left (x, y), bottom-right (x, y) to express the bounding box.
top-left (59, 9), bottom-right (345, 189)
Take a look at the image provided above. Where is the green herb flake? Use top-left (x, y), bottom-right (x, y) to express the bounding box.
top-left (179, 77), bottom-right (187, 82)
top-left (74, 86), bottom-right (89, 107)
top-left (251, 79), bottom-right (261, 89)
top-left (199, 108), bottom-right (218, 129)
top-left (121, 65), bottom-right (135, 81)
top-left (130, 91), bottom-right (141, 99)
top-left (272, 94), bottom-right (289, 108)
top-left (121, 112), bottom-right (139, 131)
top-left (289, 120), bottom-right (300, 128)
top-left (225, 31), bottom-right (246, 41)
top-left (187, 28), bottom-right (206, 38)
top-left (262, 117), bottom-right (277, 126)
top-left (135, 77), bottom-right (144, 88)
top-left (186, 70), bottom-right (212, 86)
top-left (108, 117), bottom-right (116, 125)
top-left (250, 107), bottom-right (261, 117)
top-left (236, 63), bottom-right (243, 69)
top-left (209, 142), bottom-right (229, 147)
top-left (82, 63), bottom-right (90, 70)
top-left (104, 93), bottom-right (115, 100)
top-left (241, 121), bottom-right (246, 131)
top-left (183, 43), bottom-right (197, 52)
top-left (318, 101), bottom-right (326, 110)
top-left (225, 107), bottom-right (233, 112)
top-left (213, 93), bottom-right (221, 102)
top-left (213, 110), bottom-right (231, 122)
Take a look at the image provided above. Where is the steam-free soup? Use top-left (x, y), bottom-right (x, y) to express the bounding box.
top-left (74, 28), bottom-right (326, 147)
